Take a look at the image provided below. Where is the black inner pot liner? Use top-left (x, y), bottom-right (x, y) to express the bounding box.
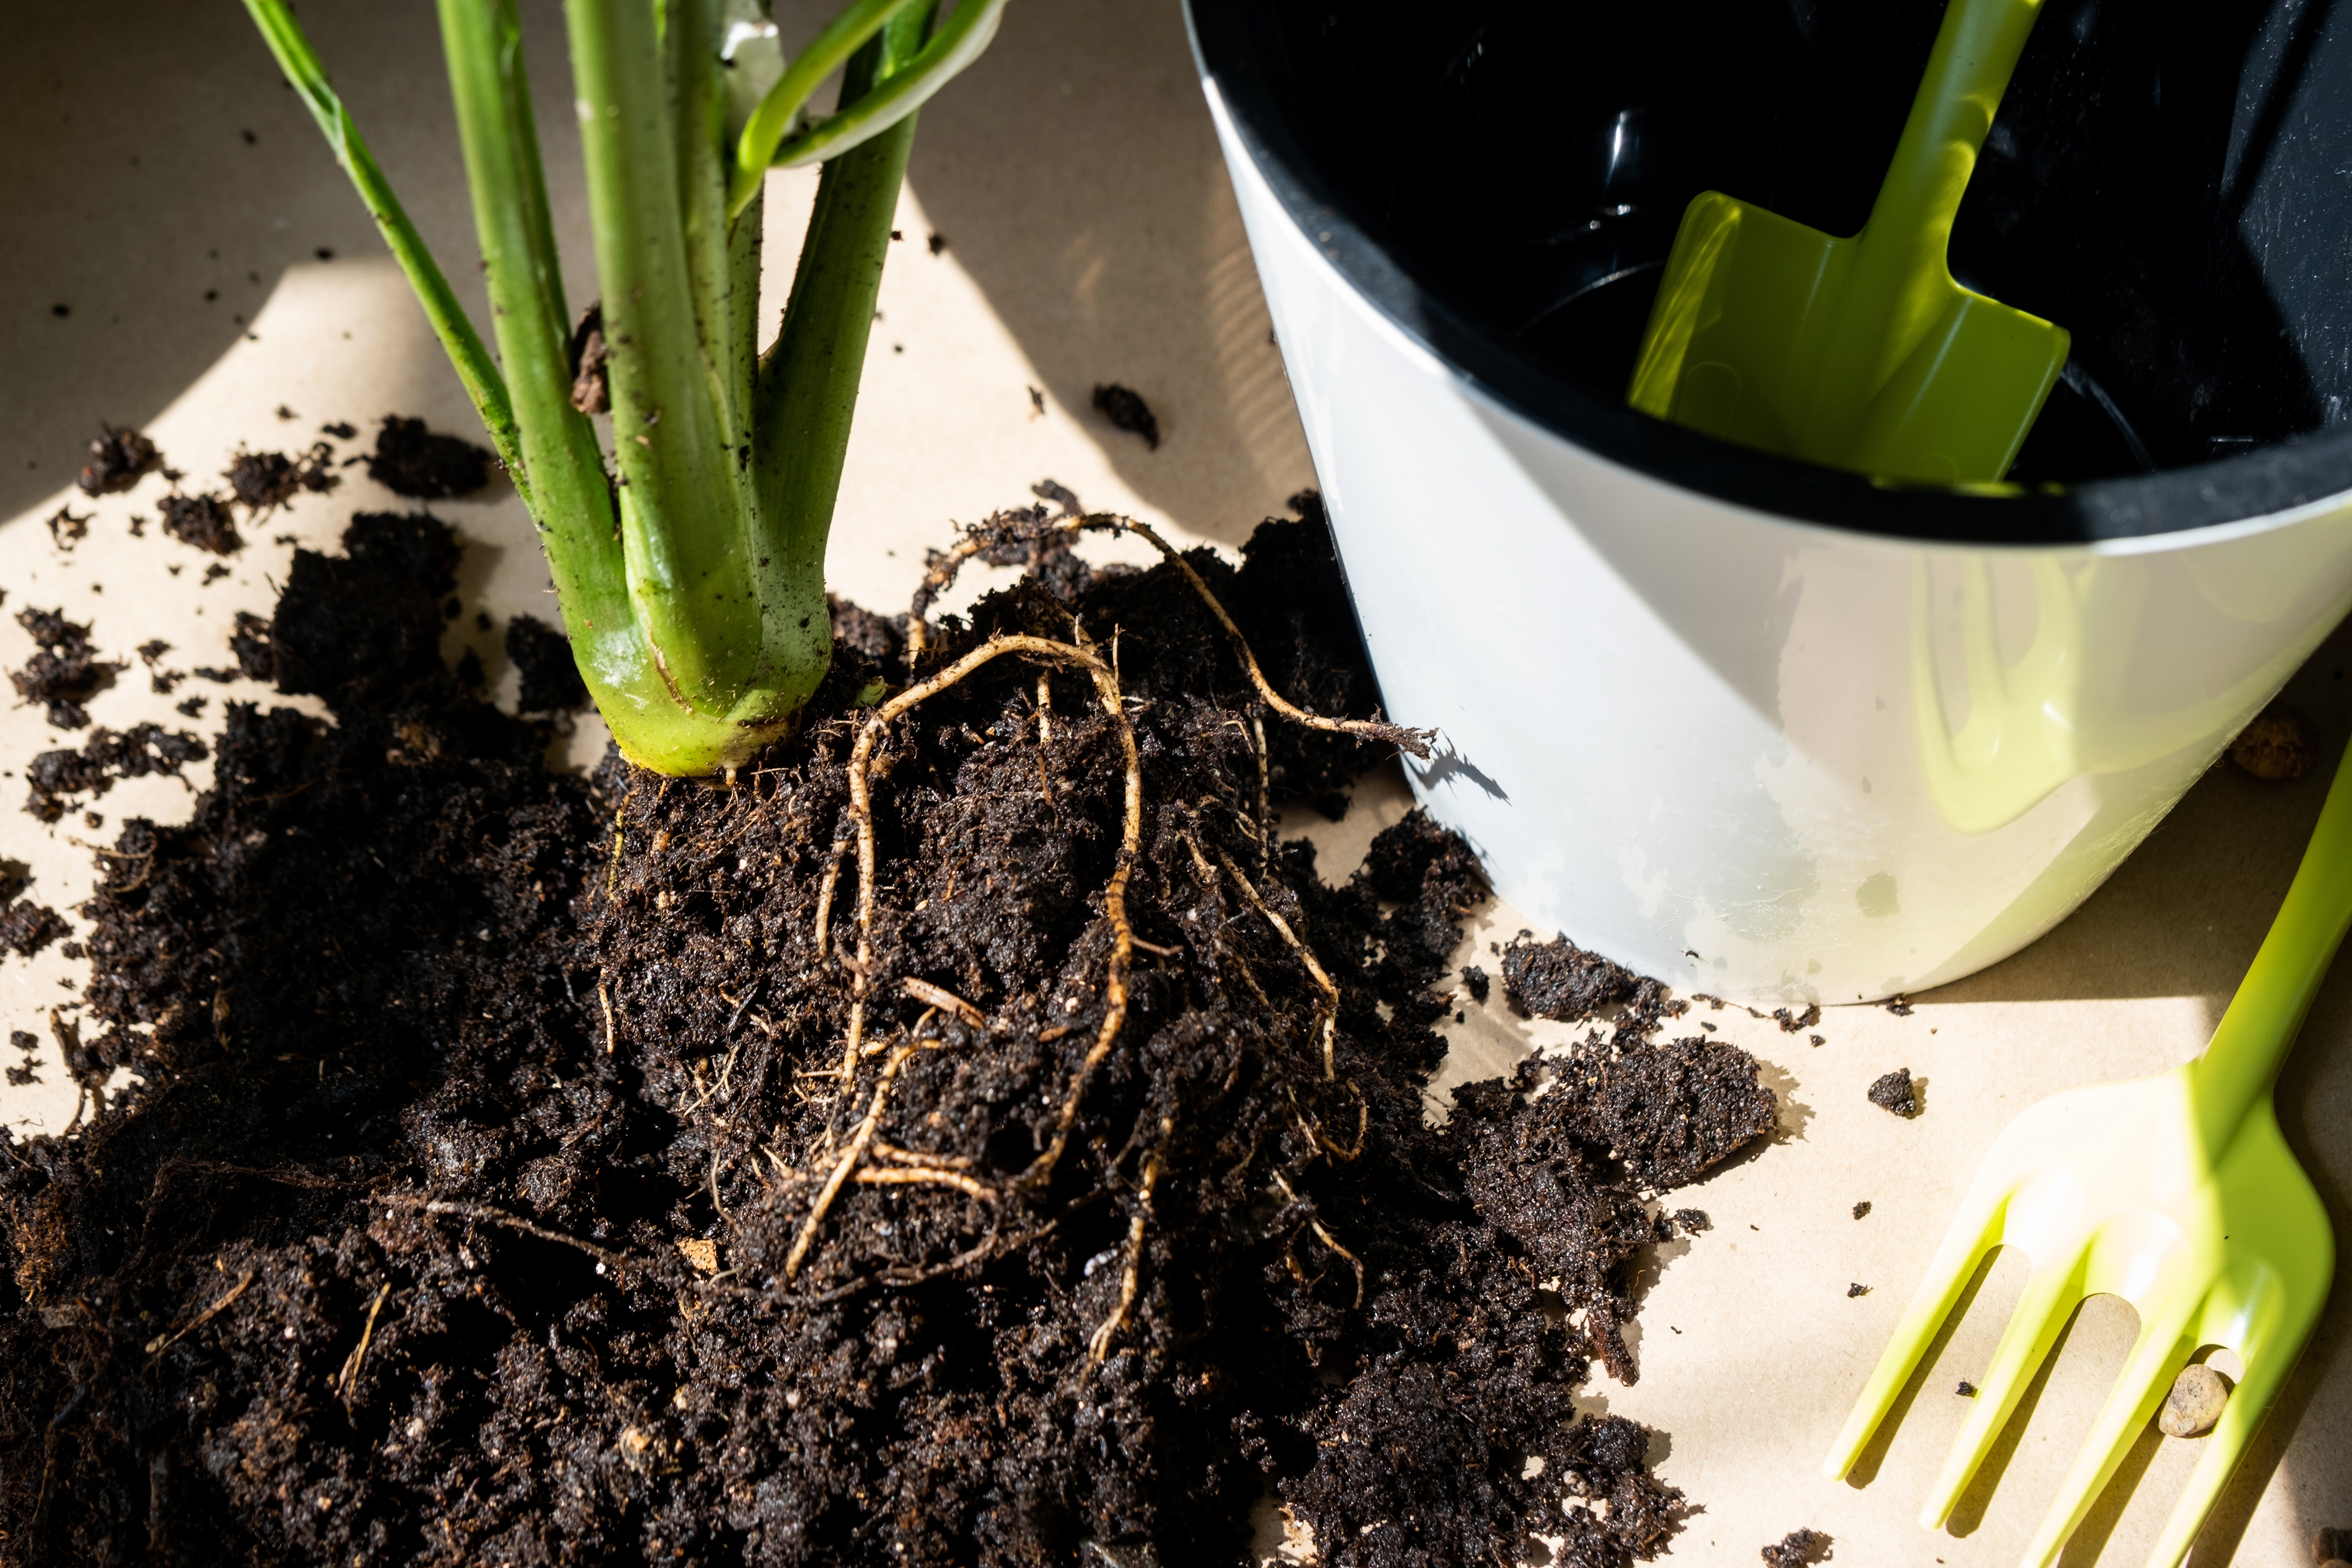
top-left (1267, 0), bottom-right (2352, 485)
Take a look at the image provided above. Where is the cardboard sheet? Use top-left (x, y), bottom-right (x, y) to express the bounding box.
top-left (3, 2), bottom-right (2344, 1562)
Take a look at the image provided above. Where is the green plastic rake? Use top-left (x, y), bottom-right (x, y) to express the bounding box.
top-left (1824, 737), bottom-right (2345, 1563)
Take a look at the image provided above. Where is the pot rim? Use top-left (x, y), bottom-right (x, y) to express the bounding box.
top-left (1184, 0), bottom-right (2352, 548)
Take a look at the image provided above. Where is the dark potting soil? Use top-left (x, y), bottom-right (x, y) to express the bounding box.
top-left (9, 606), bottom-right (121, 730)
top-left (1, 494), bottom-right (1776, 1566)
top-left (365, 416), bottom-right (495, 500)
top-left (75, 424), bottom-right (161, 498)
top-left (1498, 931), bottom-right (1676, 1032)
top-left (1090, 384), bottom-right (1160, 451)
top-left (504, 614), bottom-right (589, 715)
top-left (0, 900), bottom-right (70, 960)
top-left (1759, 1526), bottom-right (1831, 1565)
top-left (159, 493), bottom-right (242, 556)
top-left (1867, 1068), bottom-right (1920, 1119)
top-left (20, 723), bottom-right (208, 826)
top-left (224, 444), bottom-right (340, 513)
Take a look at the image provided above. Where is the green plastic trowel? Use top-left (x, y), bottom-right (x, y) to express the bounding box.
top-left (1627, 0), bottom-right (2067, 486)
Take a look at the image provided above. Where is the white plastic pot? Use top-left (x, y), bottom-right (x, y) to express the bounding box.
top-left (1187, 1), bottom-right (2352, 1003)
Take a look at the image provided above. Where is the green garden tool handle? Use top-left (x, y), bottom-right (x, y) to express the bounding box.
top-left (1828, 0), bottom-right (2045, 396)
top-left (2190, 730), bottom-right (2352, 1150)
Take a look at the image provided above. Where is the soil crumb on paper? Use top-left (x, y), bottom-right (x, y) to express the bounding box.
top-left (1092, 382), bottom-right (1161, 449)
top-left (75, 422), bottom-right (160, 496)
top-left (1760, 1527), bottom-right (1832, 1565)
top-left (366, 414), bottom-right (494, 499)
top-left (9, 606), bottom-right (119, 729)
top-left (1867, 1068), bottom-right (1920, 1118)
top-left (159, 491), bottom-right (241, 554)
top-left (0, 900), bottom-right (70, 958)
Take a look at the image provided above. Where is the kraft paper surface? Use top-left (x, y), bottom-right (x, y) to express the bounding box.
top-left (3, 3), bottom-right (2344, 1563)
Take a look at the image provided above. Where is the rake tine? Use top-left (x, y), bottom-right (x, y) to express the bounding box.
top-left (1921, 1248), bottom-right (2088, 1528)
top-left (1822, 1175), bottom-right (2013, 1479)
top-left (2014, 1297), bottom-right (2198, 1567)
top-left (2142, 1298), bottom-right (2323, 1568)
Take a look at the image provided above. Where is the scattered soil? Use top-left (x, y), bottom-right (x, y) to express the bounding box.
top-left (365, 415), bottom-right (494, 499)
top-left (1500, 932), bottom-right (1678, 1032)
top-left (229, 614), bottom-right (276, 682)
top-left (44, 507), bottom-right (91, 551)
top-left (1867, 1069), bottom-right (1920, 1119)
top-left (1, 492), bottom-right (1776, 1566)
top-left (7, 1030), bottom-right (40, 1088)
top-left (1091, 384), bottom-right (1160, 450)
top-left (75, 424), bottom-right (161, 497)
top-left (0, 900), bottom-right (70, 959)
top-left (2231, 703), bottom-right (2317, 781)
top-left (21, 722), bottom-right (209, 825)
top-left (9, 606), bottom-right (121, 729)
top-left (1759, 1527), bottom-right (1831, 1565)
top-left (159, 493), bottom-right (241, 555)
top-left (1459, 965), bottom-right (1488, 1003)
top-left (224, 444), bottom-right (340, 512)
top-left (1851, 1201), bottom-right (1870, 1220)
top-left (505, 614), bottom-right (588, 713)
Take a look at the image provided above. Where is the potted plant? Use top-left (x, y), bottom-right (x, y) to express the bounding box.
top-left (1185, 0), bottom-right (2352, 1002)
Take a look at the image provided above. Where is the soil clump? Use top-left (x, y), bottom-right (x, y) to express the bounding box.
top-left (75, 424), bottom-right (160, 497)
top-left (365, 415), bottom-right (495, 499)
top-left (0, 900), bottom-right (70, 960)
top-left (9, 607), bottom-right (120, 730)
top-left (1759, 1527), bottom-right (1831, 1565)
top-left (158, 493), bottom-right (240, 555)
top-left (1090, 384), bottom-right (1160, 450)
top-left (1, 495), bottom-right (1776, 1565)
top-left (1867, 1068), bottom-right (1920, 1118)
top-left (224, 444), bottom-right (340, 513)
top-left (504, 614), bottom-right (588, 713)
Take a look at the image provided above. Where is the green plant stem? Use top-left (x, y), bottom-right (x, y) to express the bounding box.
top-left (571, 0), bottom-right (764, 729)
top-left (247, 0), bottom-right (994, 775)
top-left (749, 9), bottom-right (929, 612)
top-left (240, 0), bottom-right (520, 480)
top-left (436, 0), bottom-right (663, 737)
top-left (666, 0), bottom-right (761, 450)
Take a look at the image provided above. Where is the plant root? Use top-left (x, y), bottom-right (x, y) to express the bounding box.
top-left (1116, 516), bottom-right (1434, 760)
top-left (902, 504), bottom-right (1433, 760)
top-left (785, 1040), bottom-right (919, 1282)
top-left (1088, 1117), bottom-right (1172, 1365)
top-left (1216, 849), bottom-right (1341, 1079)
top-left (381, 1193), bottom-right (633, 1274)
top-left (144, 1268), bottom-right (255, 1358)
top-left (841, 633), bottom-right (1119, 1079)
top-left (900, 975), bottom-right (986, 1029)
top-left (334, 1282), bottom-right (392, 1404)
top-left (1020, 648), bottom-right (1143, 1189)
top-left (1272, 1171), bottom-right (1363, 1309)
top-left (810, 837), bottom-right (848, 960)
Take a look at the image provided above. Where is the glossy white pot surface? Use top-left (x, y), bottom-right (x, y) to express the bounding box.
top-left (1199, 78), bottom-right (2352, 1005)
